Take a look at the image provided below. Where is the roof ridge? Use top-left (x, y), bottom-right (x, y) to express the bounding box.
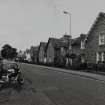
top-left (99, 12), bottom-right (105, 16)
top-left (87, 12), bottom-right (105, 35)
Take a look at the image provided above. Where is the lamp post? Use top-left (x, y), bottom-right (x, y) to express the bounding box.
top-left (63, 11), bottom-right (71, 37)
top-left (63, 11), bottom-right (72, 66)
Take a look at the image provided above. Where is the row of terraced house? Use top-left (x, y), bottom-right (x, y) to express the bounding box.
top-left (26, 12), bottom-right (105, 70)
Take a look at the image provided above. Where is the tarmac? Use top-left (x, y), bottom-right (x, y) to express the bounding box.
top-left (35, 64), bottom-right (105, 83)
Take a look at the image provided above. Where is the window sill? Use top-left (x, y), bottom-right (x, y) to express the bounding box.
top-left (99, 44), bottom-right (105, 47)
top-left (80, 48), bottom-right (85, 50)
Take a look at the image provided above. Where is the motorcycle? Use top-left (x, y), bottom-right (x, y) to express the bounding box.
top-left (0, 66), bottom-right (24, 87)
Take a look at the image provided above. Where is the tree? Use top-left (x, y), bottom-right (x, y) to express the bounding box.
top-left (1, 44), bottom-right (18, 59)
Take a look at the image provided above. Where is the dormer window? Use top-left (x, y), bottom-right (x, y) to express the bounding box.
top-left (99, 32), bottom-right (105, 45)
top-left (81, 41), bottom-right (85, 49)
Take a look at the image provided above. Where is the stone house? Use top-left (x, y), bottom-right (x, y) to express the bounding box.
top-left (25, 46), bottom-right (39, 63)
top-left (60, 35), bottom-right (71, 65)
top-left (31, 46), bottom-right (39, 63)
top-left (54, 39), bottom-right (68, 66)
top-left (38, 42), bottom-right (47, 64)
top-left (70, 34), bottom-right (87, 65)
top-left (86, 12), bottom-right (105, 64)
top-left (17, 50), bottom-right (26, 62)
top-left (46, 35), bottom-right (70, 65)
top-left (24, 50), bottom-right (32, 62)
top-left (45, 38), bottom-right (60, 64)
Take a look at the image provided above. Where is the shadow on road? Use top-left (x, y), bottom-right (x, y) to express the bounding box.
top-left (0, 77), bottom-right (34, 93)
top-left (0, 83), bottom-right (24, 93)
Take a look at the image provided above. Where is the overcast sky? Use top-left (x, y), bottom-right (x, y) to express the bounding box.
top-left (0, 0), bottom-right (105, 51)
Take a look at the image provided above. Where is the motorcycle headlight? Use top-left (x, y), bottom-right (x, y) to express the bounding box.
top-left (8, 69), bottom-right (15, 73)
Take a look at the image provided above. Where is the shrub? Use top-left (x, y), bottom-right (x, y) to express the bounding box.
top-left (87, 63), bottom-right (97, 71)
top-left (80, 63), bottom-right (87, 70)
top-left (96, 63), bottom-right (105, 72)
top-left (54, 56), bottom-right (66, 67)
top-left (70, 62), bottom-right (87, 70)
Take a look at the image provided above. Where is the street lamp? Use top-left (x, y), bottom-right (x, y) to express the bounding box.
top-left (63, 11), bottom-right (71, 37)
top-left (63, 11), bottom-right (72, 66)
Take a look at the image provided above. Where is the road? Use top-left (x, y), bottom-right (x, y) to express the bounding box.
top-left (0, 63), bottom-right (105, 105)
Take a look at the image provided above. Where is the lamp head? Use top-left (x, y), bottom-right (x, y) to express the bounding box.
top-left (63, 11), bottom-right (68, 14)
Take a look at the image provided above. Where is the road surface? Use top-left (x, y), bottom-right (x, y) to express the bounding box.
top-left (0, 63), bottom-right (105, 105)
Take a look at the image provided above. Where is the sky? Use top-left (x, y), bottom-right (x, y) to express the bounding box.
top-left (0, 0), bottom-right (105, 51)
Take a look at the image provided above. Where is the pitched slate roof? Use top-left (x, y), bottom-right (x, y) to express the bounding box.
top-left (71, 34), bottom-right (86, 46)
top-left (49, 38), bottom-right (60, 47)
top-left (71, 37), bottom-right (81, 45)
top-left (88, 12), bottom-right (105, 35)
top-left (39, 42), bottom-right (47, 50)
top-left (30, 46), bottom-right (39, 55)
top-left (47, 37), bottom-right (68, 49)
top-left (55, 40), bottom-right (68, 48)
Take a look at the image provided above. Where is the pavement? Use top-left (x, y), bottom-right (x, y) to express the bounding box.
top-left (34, 64), bottom-right (105, 82)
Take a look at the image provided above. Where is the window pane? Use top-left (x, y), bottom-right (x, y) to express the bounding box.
top-left (99, 32), bottom-right (105, 45)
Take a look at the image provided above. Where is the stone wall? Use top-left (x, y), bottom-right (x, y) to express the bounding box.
top-left (86, 13), bottom-right (105, 63)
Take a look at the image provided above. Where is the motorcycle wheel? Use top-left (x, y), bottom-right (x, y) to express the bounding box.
top-left (17, 78), bottom-right (24, 85)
